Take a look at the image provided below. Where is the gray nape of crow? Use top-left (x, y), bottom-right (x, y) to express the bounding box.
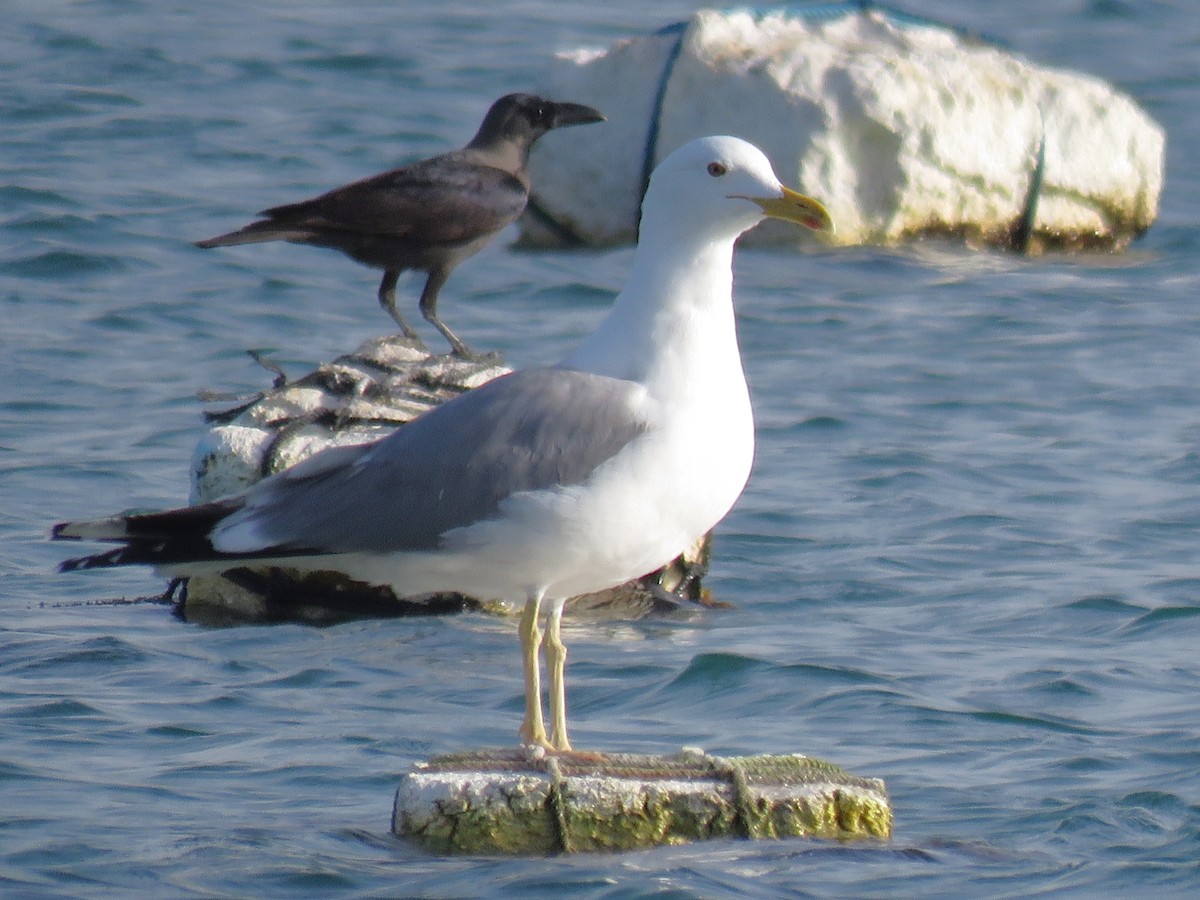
top-left (196, 93), bottom-right (604, 357)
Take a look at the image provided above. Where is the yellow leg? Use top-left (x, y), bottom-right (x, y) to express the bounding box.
top-left (517, 592), bottom-right (550, 749)
top-left (545, 600), bottom-right (572, 752)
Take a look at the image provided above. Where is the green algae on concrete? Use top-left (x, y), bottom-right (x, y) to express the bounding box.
top-left (393, 748), bottom-right (892, 855)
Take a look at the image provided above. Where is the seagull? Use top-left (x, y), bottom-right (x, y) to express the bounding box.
top-left (195, 93), bottom-right (605, 358)
top-left (55, 136), bottom-right (833, 753)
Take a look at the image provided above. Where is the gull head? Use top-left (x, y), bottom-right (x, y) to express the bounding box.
top-left (643, 136), bottom-right (834, 241)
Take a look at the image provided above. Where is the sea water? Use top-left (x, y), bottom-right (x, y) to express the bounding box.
top-left (3, 1), bottom-right (1199, 896)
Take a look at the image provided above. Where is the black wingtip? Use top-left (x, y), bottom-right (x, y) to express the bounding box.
top-left (51, 521), bottom-right (80, 541)
top-left (58, 547), bottom-right (130, 572)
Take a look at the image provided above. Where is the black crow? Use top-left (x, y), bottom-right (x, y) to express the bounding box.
top-left (196, 93), bottom-right (604, 357)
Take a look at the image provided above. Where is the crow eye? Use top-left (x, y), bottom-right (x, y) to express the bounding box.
top-left (707, 162), bottom-right (727, 177)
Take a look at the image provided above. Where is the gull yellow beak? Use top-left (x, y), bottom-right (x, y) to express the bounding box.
top-left (749, 187), bottom-right (835, 234)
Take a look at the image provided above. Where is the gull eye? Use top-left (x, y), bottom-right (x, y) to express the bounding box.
top-left (707, 161), bottom-right (727, 177)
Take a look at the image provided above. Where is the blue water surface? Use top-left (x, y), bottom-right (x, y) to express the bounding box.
top-left (3, 1), bottom-right (1199, 896)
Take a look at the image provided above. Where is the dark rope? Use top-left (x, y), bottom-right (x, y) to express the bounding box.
top-left (543, 756), bottom-right (574, 854)
top-left (637, 20), bottom-right (689, 228)
top-left (706, 754), bottom-right (755, 838)
top-left (523, 194), bottom-right (589, 248)
top-left (1011, 121), bottom-right (1047, 254)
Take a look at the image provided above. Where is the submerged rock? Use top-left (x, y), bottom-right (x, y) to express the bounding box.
top-left (522, 6), bottom-right (1163, 252)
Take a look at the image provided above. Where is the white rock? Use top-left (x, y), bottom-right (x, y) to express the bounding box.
top-left (192, 338), bottom-right (503, 493)
top-left (265, 423), bottom-right (390, 474)
top-left (237, 385), bottom-right (333, 426)
top-left (190, 424), bottom-right (273, 504)
top-left (523, 8), bottom-right (1164, 250)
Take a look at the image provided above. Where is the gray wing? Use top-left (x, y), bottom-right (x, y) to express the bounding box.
top-left (216, 367), bottom-right (649, 555)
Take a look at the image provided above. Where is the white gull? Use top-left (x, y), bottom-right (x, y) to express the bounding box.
top-left (54, 135), bottom-right (833, 752)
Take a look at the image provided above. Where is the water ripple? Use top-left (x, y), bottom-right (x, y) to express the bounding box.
top-left (2, 250), bottom-right (127, 278)
top-left (3, 1), bottom-right (1199, 896)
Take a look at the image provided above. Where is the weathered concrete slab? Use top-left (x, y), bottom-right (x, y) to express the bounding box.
top-left (394, 747), bottom-right (892, 855)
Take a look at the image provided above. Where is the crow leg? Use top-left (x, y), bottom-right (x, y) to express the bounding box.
top-left (377, 270), bottom-right (421, 342)
top-left (418, 267), bottom-right (475, 358)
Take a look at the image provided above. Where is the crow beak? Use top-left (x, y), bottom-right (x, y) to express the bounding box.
top-left (548, 101), bottom-right (606, 129)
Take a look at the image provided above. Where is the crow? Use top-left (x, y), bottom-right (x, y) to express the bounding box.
top-left (196, 93), bottom-right (604, 357)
